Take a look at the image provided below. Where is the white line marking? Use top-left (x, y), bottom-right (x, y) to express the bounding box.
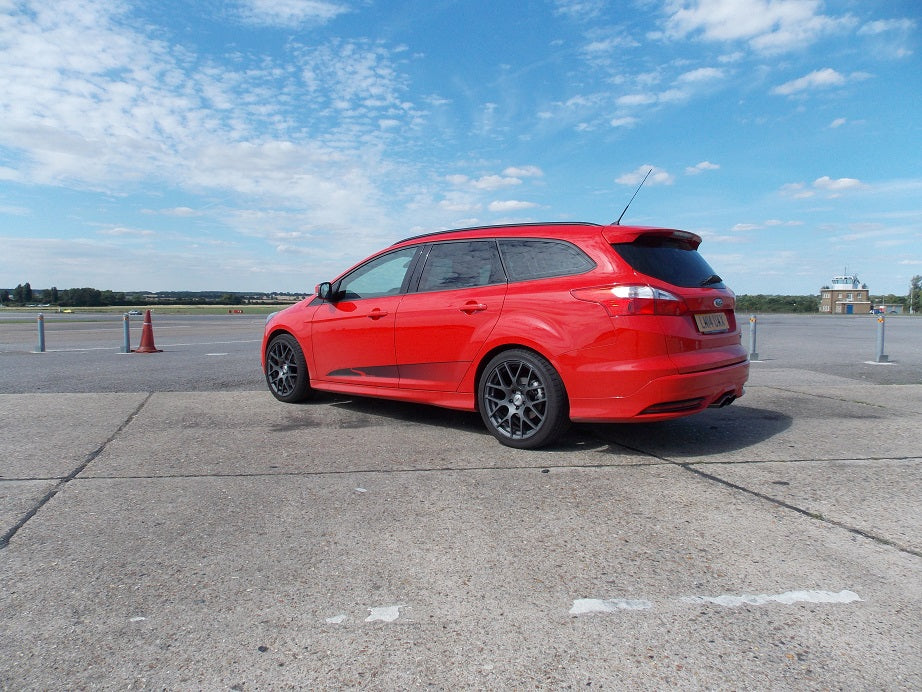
top-left (165, 339), bottom-right (261, 347)
top-left (569, 598), bottom-right (653, 615)
top-left (681, 590), bottom-right (862, 607)
top-left (570, 590), bottom-right (862, 616)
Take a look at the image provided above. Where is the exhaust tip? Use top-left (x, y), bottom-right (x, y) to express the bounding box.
top-left (709, 392), bottom-right (737, 408)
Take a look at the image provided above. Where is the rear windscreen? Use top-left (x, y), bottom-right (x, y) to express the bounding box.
top-left (611, 236), bottom-right (725, 289)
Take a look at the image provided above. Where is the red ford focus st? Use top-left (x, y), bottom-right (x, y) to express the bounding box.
top-left (262, 222), bottom-right (748, 449)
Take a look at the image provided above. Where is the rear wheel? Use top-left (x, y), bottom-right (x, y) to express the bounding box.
top-left (478, 349), bottom-right (569, 449)
top-left (265, 333), bottom-right (312, 403)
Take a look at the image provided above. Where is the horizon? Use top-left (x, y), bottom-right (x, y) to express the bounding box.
top-left (1, 1), bottom-right (920, 295)
top-left (3, 284), bottom-right (915, 301)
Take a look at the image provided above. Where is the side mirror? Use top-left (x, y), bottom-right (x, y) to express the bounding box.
top-left (316, 282), bottom-right (333, 301)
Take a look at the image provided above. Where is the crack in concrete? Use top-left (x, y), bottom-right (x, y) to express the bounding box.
top-left (681, 463), bottom-right (922, 559)
top-left (0, 393), bottom-right (152, 550)
top-left (600, 436), bottom-right (922, 559)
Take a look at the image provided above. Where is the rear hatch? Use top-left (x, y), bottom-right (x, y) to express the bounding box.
top-left (603, 228), bottom-right (745, 373)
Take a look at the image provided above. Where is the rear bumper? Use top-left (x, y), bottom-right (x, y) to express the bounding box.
top-left (568, 358), bottom-right (749, 422)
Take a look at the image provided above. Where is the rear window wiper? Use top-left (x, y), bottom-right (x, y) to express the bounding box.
top-left (700, 274), bottom-right (723, 286)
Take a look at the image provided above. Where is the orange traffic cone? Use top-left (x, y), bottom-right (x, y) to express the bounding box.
top-left (134, 309), bottom-right (162, 353)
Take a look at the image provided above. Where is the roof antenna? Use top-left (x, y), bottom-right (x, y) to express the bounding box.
top-left (613, 167), bottom-right (653, 225)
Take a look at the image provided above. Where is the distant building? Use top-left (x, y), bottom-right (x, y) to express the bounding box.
top-left (819, 274), bottom-right (871, 314)
top-left (875, 304), bottom-right (904, 315)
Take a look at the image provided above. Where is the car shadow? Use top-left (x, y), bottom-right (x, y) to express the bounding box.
top-left (577, 404), bottom-right (793, 459)
top-left (299, 393), bottom-right (791, 459)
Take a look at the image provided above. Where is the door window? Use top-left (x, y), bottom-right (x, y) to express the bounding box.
top-left (497, 239), bottom-right (595, 282)
top-left (417, 241), bottom-right (504, 292)
top-left (337, 247), bottom-right (419, 300)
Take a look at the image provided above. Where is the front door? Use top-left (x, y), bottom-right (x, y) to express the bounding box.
top-left (311, 246), bottom-right (419, 388)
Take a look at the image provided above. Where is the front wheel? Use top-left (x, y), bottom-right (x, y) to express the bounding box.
top-left (478, 349), bottom-right (569, 449)
top-left (265, 333), bottom-right (313, 403)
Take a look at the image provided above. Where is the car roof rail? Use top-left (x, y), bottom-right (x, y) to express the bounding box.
top-left (392, 221), bottom-right (601, 246)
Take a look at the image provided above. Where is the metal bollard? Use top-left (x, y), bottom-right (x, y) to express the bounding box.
top-left (36, 313), bottom-right (45, 353)
top-left (748, 315), bottom-right (759, 360)
top-left (122, 313), bottom-right (131, 353)
top-left (875, 315), bottom-right (889, 363)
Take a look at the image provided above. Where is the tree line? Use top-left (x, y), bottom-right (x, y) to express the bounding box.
top-left (3, 278), bottom-right (921, 312)
top-left (1, 284), bottom-right (246, 307)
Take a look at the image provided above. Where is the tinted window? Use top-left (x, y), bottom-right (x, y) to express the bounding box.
top-left (498, 239), bottom-right (595, 282)
top-left (337, 246), bottom-right (419, 299)
top-left (417, 241), bottom-right (504, 292)
top-left (612, 236), bottom-right (724, 288)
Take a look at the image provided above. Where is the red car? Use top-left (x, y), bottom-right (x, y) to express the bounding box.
top-left (262, 222), bottom-right (748, 448)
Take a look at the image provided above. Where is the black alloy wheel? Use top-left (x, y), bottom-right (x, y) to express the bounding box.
top-left (478, 349), bottom-right (569, 449)
top-left (265, 333), bottom-right (312, 403)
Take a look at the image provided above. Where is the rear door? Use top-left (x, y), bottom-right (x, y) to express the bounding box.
top-left (395, 240), bottom-right (507, 391)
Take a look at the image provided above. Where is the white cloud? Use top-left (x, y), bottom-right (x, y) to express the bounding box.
top-left (617, 93), bottom-right (658, 107)
top-left (771, 68), bottom-right (846, 95)
top-left (731, 219), bottom-right (802, 231)
top-left (470, 175), bottom-right (522, 191)
top-left (97, 226), bottom-right (156, 237)
top-left (829, 118), bottom-right (847, 128)
top-left (234, 0), bottom-right (349, 27)
top-left (858, 18), bottom-right (916, 36)
top-left (503, 166), bottom-right (543, 178)
top-left (551, 0), bottom-right (607, 21)
top-left (609, 116), bottom-right (639, 128)
top-left (616, 166), bottom-right (674, 186)
top-left (438, 198), bottom-right (481, 213)
top-left (780, 177), bottom-right (866, 199)
top-left (0, 0), bottom-right (420, 250)
top-left (582, 36), bottom-right (640, 54)
top-left (488, 200), bottom-right (539, 212)
top-left (677, 67), bottom-right (724, 83)
top-left (856, 17), bottom-right (916, 59)
top-left (779, 182), bottom-right (814, 199)
top-left (764, 219), bottom-right (803, 227)
top-left (813, 176), bottom-right (864, 194)
top-left (686, 161), bottom-right (720, 175)
top-left (446, 173), bottom-right (524, 191)
top-left (298, 39), bottom-right (413, 118)
top-left (663, 0), bottom-right (854, 54)
top-left (150, 207), bottom-right (201, 217)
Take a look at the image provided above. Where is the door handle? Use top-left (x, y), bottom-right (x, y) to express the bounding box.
top-left (367, 308), bottom-right (389, 319)
top-left (460, 302), bottom-right (487, 314)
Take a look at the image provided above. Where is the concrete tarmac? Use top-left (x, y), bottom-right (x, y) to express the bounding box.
top-left (1, 313), bottom-right (920, 689)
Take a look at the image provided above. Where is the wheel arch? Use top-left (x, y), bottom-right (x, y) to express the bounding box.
top-left (262, 327), bottom-right (304, 366)
top-left (472, 342), bottom-right (568, 414)
top-left (262, 327), bottom-right (285, 367)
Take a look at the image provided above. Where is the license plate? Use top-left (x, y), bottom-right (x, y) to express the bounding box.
top-left (694, 312), bottom-right (729, 333)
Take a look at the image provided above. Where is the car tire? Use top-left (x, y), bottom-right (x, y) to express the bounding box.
top-left (265, 333), bottom-right (313, 403)
top-left (478, 349), bottom-right (570, 449)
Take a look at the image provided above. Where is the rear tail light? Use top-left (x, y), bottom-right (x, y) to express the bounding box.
top-left (571, 285), bottom-right (688, 316)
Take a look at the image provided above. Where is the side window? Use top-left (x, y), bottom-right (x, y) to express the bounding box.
top-left (498, 239), bottom-right (595, 282)
top-left (337, 246), bottom-right (419, 300)
top-left (417, 241), bottom-right (504, 292)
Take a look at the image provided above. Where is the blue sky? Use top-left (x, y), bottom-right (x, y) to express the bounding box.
top-left (1, 0), bottom-right (920, 295)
